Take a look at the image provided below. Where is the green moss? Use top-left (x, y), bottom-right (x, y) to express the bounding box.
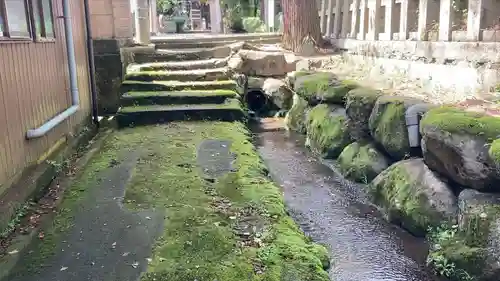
top-left (488, 139), bottom-right (500, 164)
top-left (338, 142), bottom-right (389, 183)
top-left (421, 106), bottom-right (500, 142)
top-left (121, 80), bottom-right (238, 92)
top-left (119, 122), bottom-right (329, 281)
top-left (285, 95), bottom-right (309, 134)
top-left (369, 97), bottom-right (410, 160)
top-left (124, 69), bottom-right (228, 82)
top-left (119, 98), bottom-right (243, 113)
top-left (369, 163), bottom-right (439, 235)
top-left (123, 90), bottom-right (238, 98)
top-left (306, 104), bottom-right (351, 158)
top-left (295, 73), bottom-right (358, 104)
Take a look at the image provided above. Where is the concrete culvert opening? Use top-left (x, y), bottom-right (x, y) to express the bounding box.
top-left (245, 89), bottom-right (270, 114)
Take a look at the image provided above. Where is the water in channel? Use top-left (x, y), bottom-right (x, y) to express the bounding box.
top-left (253, 126), bottom-right (444, 281)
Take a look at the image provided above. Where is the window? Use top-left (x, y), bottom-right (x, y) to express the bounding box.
top-left (0, 0), bottom-right (54, 41)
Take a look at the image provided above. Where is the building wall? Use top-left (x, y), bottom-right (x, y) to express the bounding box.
top-left (0, 1), bottom-right (92, 189)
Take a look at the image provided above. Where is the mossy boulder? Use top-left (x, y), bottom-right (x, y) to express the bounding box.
top-left (285, 94), bottom-right (310, 133)
top-left (305, 104), bottom-right (351, 158)
top-left (285, 70), bottom-right (318, 89)
top-left (345, 87), bottom-right (383, 141)
top-left (428, 189), bottom-right (500, 281)
top-left (420, 107), bottom-right (500, 191)
top-left (294, 72), bottom-right (358, 105)
top-left (370, 158), bottom-right (458, 236)
top-left (338, 142), bottom-right (391, 183)
top-left (369, 96), bottom-right (422, 160)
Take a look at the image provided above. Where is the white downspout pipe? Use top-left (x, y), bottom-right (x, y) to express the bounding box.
top-left (26, 0), bottom-right (79, 139)
top-left (405, 103), bottom-right (434, 148)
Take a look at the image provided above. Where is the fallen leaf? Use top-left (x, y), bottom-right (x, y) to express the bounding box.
top-left (60, 267), bottom-right (68, 271)
top-left (8, 250), bottom-right (19, 255)
top-left (38, 232), bottom-right (45, 240)
top-left (122, 252), bottom-right (130, 257)
top-left (131, 262), bottom-right (139, 268)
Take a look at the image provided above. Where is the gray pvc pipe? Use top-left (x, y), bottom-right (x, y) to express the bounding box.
top-left (27, 0), bottom-right (79, 139)
top-left (405, 103), bottom-right (433, 147)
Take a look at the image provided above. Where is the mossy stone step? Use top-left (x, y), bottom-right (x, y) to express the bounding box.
top-left (120, 80), bottom-right (238, 93)
top-left (125, 68), bottom-right (229, 82)
top-left (116, 99), bottom-right (245, 127)
top-left (120, 90), bottom-right (239, 106)
top-left (132, 46), bottom-right (231, 63)
top-left (128, 58), bottom-right (229, 72)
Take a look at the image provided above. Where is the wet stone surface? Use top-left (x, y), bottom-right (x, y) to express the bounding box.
top-left (197, 139), bottom-right (236, 178)
top-left (255, 130), bottom-right (442, 281)
top-left (8, 153), bottom-right (164, 281)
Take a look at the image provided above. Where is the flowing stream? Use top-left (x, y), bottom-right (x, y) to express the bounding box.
top-left (253, 126), bottom-right (443, 281)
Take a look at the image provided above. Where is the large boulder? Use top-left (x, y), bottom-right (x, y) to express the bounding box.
top-left (370, 158), bottom-right (458, 236)
top-left (428, 189), bottom-right (500, 281)
top-left (262, 78), bottom-right (294, 110)
top-left (294, 72), bottom-right (359, 105)
top-left (285, 94), bottom-right (310, 133)
top-left (345, 87), bottom-right (383, 141)
top-left (369, 96), bottom-right (423, 160)
top-left (237, 50), bottom-right (291, 77)
top-left (338, 142), bottom-right (391, 183)
top-left (305, 104), bottom-right (351, 158)
top-left (420, 107), bottom-right (500, 191)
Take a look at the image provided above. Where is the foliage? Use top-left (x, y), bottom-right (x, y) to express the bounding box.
top-left (157, 0), bottom-right (180, 15)
top-left (242, 17), bottom-right (266, 33)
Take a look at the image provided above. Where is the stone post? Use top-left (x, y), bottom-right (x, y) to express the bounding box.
top-left (267, 0), bottom-right (275, 31)
top-left (150, 0), bottom-right (158, 35)
top-left (357, 0), bottom-right (367, 39)
top-left (331, 0), bottom-right (342, 38)
top-left (439, 0), bottom-right (452, 41)
top-left (418, 0), bottom-right (439, 40)
top-left (367, 0), bottom-right (381, 40)
top-left (399, 0), bottom-right (409, 40)
top-left (341, 0), bottom-right (350, 38)
top-left (384, 0), bottom-right (395, 40)
top-left (467, 0), bottom-right (484, 41)
top-left (209, 0), bottom-right (222, 33)
top-left (350, 0), bottom-right (359, 38)
top-left (320, 0), bottom-right (327, 33)
top-left (326, 0), bottom-right (335, 37)
top-left (134, 0), bottom-right (150, 44)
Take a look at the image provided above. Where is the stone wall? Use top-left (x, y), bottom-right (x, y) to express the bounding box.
top-left (284, 70), bottom-right (500, 281)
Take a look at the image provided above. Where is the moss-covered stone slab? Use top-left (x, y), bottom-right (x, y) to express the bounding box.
top-left (132, 46), bottom-right (232, 64)
top-left (128, 58), bottom-right (230, 72)
top-left (305, 104), bottom-right (351, 159)
top-left (120, 80), bottom-right (238, 93)
top-left (116, 99), bottom-right (246, 127)
top-left (420, 106), bottom-right (500, 191)
top-left (338, 142), bottom-right (391, 183)
top-left (427, 188), bottom-right (500, 281)
top-left (345, 87), bottom-right (382, 141)
top-left (369, 96), bottom-right (422, 160)
top-left (294, 72), bottom-right (359, 105)
top-left (120, 90), bottom-right (238, 106)
top-left (285, 94), bottom-right (310, 134)
top-left (370, 158), bottom-right (458, 236)
top-left (124, 68), bottom-right (230, 82)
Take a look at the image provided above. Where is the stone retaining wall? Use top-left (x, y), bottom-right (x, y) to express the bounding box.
top-left (283, 70), bottom-right (500, 281)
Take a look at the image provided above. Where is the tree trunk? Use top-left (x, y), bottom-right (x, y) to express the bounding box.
top-left (282, 0), bottom-right (322, 52)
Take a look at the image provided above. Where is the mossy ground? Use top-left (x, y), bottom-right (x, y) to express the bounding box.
top-left (295, 72), bottom-right (358, 105)
top-left (306, 104), bottom-right (351, 158)
top-left (123, 89), bottom-right (238, 98)
top-left (17, 122), bottom-right (330, 281)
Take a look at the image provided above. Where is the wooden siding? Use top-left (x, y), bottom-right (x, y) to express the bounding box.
top-left (0, 0), bottom-right (91, 188)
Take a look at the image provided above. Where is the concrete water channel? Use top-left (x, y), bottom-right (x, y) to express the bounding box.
top-left (252, 122), bottom-right (443, 281)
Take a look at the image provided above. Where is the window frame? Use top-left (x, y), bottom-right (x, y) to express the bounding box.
top-left (31, 0), bottom-right (55, 42)
top-left (0, 0), bottom-right (33, 42)
top-left (0, 0), bottom-right (55, 43)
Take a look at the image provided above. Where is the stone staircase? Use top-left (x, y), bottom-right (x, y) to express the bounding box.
top-left (117, 46), bottom-right (245, 127)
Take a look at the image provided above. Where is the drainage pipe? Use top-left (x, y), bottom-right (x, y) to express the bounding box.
top-left (26, 0), bottom-right (79, 139)
top-left (405, 103), bottom-right (433, 148)
top-left (83, 0), bottom-right (99, 126)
